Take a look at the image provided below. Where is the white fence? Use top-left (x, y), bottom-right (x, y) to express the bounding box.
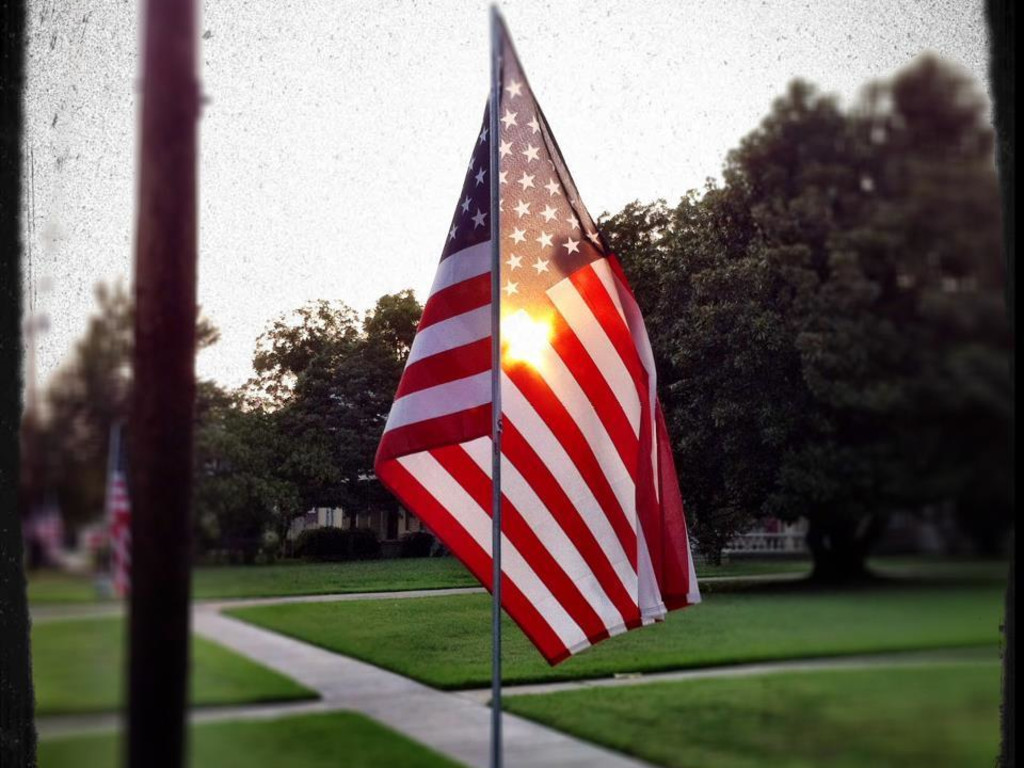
top-left (722, 531), bottom-right (807, 555)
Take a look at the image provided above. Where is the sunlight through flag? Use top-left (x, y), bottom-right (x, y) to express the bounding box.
top-left (375, 10), bottom-right (700, 668)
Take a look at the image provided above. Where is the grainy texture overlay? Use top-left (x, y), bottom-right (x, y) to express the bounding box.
top-left (20, 1), bottom-right (992, 393)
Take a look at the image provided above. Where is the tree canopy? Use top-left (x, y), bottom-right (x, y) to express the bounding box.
top-left (603, 55), bottom-right (1010, 578)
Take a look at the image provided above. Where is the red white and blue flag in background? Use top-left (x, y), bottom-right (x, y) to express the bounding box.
top-left (28, 499), bottom-right (65, 566)
top-left (106, 422), bottom-right (131, 598)
top-left (375, 16), bottom-right (699, 665)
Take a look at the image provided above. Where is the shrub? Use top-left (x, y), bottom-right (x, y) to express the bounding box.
top-left (398, 531), bottom-right (436, 558)
top-left (294, 527), bottom-right (381, 561)
top-left (349, 528), bottom-right (382, 560)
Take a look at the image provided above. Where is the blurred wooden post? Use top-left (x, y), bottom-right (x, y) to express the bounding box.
top-left (128, 0), bottom-right (199, 765)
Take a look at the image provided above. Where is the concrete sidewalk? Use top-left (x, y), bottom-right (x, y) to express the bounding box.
top-left (191, 610), bottom-right (653, 768)
top-left (456, 647), bottom-right (997, 702)
top-left (36, 606), bottom-right (653, 768)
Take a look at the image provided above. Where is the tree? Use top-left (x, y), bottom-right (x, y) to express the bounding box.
top-left (193, 382), bottom-right (299, 562)
top-left (39, 281), bottom-right (219, 530)
top-left (244, 292), bottom-right (422, 522)
top-left (604, 56), bottom-right (1010, 579)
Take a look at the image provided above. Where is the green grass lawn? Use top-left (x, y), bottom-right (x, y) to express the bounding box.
top-left (27, 571), bottom-right (104, 605)
top-left (27, 558), bottom-right (479, 605)
top-left (192, 558), bottom-right (479, 599)
top-left (227, 584), bottom-right (1004, 689)
top-left (32, 617), bottom-right (315, 715)
top-left (504, 663), bottom-right (1001, 768)
top-left (26, 555), bottom-right (1008, 605)
top-left (38, 711), bottom-right (463, 768)
top-left (26, 557), bottom-right (807, 606)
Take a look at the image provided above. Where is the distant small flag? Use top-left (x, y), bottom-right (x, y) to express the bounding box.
top-left (31, 500), bottom-right (65, 565)
top-left (375, 14), bottom-right (699, 665)
top-left (106, 422), bottom-right (131, 598)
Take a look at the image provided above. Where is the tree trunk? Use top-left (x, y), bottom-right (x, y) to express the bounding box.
top-left (806, 513), bottom-right (886, 584)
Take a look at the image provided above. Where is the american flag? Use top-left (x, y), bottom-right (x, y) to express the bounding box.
top-left (31, 501), bottom-right (66, 565)
top-left (106, 422), bottom-right (131, 598)
top-left (375, 17), bottom-right (699, 664)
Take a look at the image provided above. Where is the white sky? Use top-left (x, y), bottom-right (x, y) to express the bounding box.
top-left (22, 0), bottom-right (991, 393)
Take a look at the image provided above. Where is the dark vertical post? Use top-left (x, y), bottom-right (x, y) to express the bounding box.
top-left (128, 0), bottom-right (199, 766)
top-left (984, 2), bottom-right (1013, 765)
top-left (1, 0), bottom-right (37, 764)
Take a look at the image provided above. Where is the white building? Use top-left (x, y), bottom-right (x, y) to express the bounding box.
top-left (287, 505), bottom-right (424, 542)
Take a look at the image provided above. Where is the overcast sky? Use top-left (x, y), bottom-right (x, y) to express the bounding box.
top-left (22, 0), bottom-right (991, 393)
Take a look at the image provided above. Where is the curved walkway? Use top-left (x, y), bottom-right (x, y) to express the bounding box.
top-left (39, 604), bottom-right (654, 768)
top-left (32, 572), bottom-right (990, 768)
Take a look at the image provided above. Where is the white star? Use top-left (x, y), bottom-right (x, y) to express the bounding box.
top-left (506, 253), bottom-right (522, 270)
top-left (499, 139), bottom-right (513, 159)
top-left (499, 170), bottom-right (508, 185)
top-left (587, 230), bottom-right (601, 245)
top-left (527, 116), bottom-right (540, 134)
top-left (517, 172), bottom-right (535, 191)
top-left (468, 156), bottom-right (474, 172)
top-left (505, 79), bottom-right (523, 98)
top-left (472, 208), bottom-right (488, 228)
top-left (562, 237), bottom-right (580, 255)
top-left (448, 224), bottom-right (457, 241)
top-left (540, 204), bottom-right (558, 222)
top-left (501, 109), bottom-right (518, 129)
top-left (565, 214), bottom-right (580, 231)
top-left (504, 280), bottom-right (519, 296)
top-left (544, 179), bottom-right (561, 196)
top-left (536, 231), bottom-right (553, 249)
top-left (509, 227), bottom-right (527, 244)
top-left (475, 168), bottom-right (486, 186)
top-left (514, 200), bottom-right (531, 218)
top-left (461, 196), bottom-right (472, 214)
top-left (521, 144), bottom-right (540, 163)
top-left (532, 257), bottom-right (549, 274)
top-left (479, 127), bottom-right (488, 144)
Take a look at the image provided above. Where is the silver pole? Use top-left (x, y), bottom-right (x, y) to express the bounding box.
top-left (488, 6), bottom-right (504, 768)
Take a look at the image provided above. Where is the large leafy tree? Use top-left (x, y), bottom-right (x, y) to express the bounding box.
top-left (193, 382), bottom-right (300, 562)
top-left (605, 55), bottom-right (1010, 579)
top-left (36, 282), bottom-right (219, 529)
top-left (245, 291), bottom-right (422, 519)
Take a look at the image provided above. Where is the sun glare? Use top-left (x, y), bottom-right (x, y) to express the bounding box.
top-left (502, 310), bottom-right (552, 368)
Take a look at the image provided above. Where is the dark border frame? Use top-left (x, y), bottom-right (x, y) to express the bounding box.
top-left (0, 4), bottom-right (1014, 768)
top-left (1, 0), bottom-right (37, 766)
top-left (985, 2), bottom-right (1015, 765)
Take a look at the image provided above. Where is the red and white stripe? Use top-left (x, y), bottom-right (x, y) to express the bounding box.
top-left (108, 471), bottom-right (131, 598)
top-left (376, 242), bottom-right (700, 664)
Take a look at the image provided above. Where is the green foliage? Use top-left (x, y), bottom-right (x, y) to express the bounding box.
top-left (33, 282), bottom-right (218, 530)
top-left (193, 386), bottom-right (300, 562)
top-left (294, 527), bottom-right (381, 562)
top-left (604, 55), bottom-right (1010, 576)
top-left (245, 292), bottom-right (422, 517)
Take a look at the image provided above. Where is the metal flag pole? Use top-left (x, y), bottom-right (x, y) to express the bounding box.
top-left (488, 6), bottom-right (504, 768)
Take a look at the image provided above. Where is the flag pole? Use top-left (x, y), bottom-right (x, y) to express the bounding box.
top-left (488, 6), bottom-right (504, 768)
